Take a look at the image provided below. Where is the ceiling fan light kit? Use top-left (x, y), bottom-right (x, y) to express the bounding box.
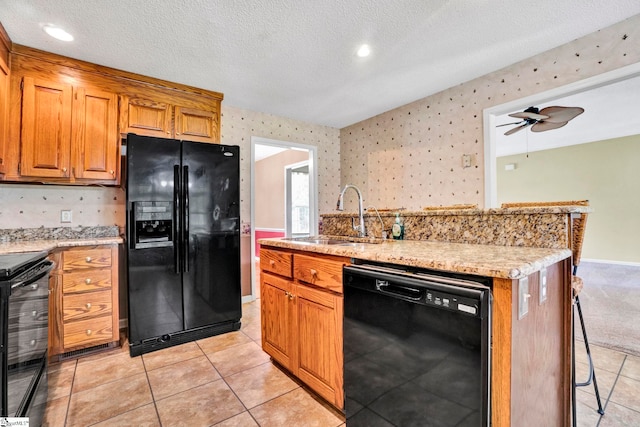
top-left (498, 106), bottom-right (584, 135)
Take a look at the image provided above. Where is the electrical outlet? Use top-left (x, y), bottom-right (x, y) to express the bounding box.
top-left (60, 210), bottom-right (72, 223)
top-left (539, 267), bottom-right (548, 304)
top-left (518, 277), bottom-right (530, 320)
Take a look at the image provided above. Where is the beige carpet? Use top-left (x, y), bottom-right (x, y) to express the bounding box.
top-left (575, 261), bottom-right (640, 357)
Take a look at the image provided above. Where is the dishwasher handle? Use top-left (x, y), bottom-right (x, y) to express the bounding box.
top-left (376, 279), bottom-right (423, 301)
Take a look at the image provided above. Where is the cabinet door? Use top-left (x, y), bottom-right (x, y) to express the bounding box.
top-left (295, 284), bottom-right (344, 408)
top-left (261, 273), bottom-right (296, 371)
top-left (175, 106), bottom-right (218, 143)
top-left (0, 53), bottom-right (8, 175)
top-left (72, 87), bottom-right (119, 182)
top-left (120, 96), bottom-right (172, 138)
top-left (20, 77), bottom-right (72, 178)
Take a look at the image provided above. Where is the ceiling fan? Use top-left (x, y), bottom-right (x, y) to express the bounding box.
top-left (497, 106), bottom-right (584, 136)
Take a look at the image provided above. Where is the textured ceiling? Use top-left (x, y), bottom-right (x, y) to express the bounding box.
top-left (1, 1), bottom-right (640, 128)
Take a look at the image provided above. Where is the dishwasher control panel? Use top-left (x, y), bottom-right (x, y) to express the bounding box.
top-left (425, 289), bottom-right (479, 316)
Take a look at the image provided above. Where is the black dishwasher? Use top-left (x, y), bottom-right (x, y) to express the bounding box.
top-left (343, 263), bottom-right (492, 427)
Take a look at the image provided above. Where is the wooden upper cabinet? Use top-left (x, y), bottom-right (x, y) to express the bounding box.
top-left (175, 106), bottom-right (218, 143)
top-left (0, 49), bottom-right (9, 176)
top-left (3, 45), bottom-right (223, 184)
top-left (20, 77), bottom-right (73, 178)
top-left (120, 96), bottom-right (171, 138)
top-left (19, 77), bottom-right (119, 184)
top-left (72, 87), bottom-right (118, 181)
top-left (121, 96), bottom-right (219, 143)
top-left (0, 22), bottom-right (10, 176)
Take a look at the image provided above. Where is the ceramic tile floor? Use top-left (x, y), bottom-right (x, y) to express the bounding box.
top-left (42, 300), bottom-right (345, 427)
top-left (41, 300), bottom-right (639, 426)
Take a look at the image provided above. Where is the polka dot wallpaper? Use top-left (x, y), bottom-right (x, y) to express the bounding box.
top-left (339, 14), bottom-right (640, 212)
top-left (0, 184), bottom-right (124, 229)
top-left (0, 14), bottom-right (637, 230)
top-left (220, 105), bottom-right (341, 225)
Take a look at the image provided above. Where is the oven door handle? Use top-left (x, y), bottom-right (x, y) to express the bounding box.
top-left (375, 279), bottom-right (423, 301)
top-left (11, 260), bottom-right (54, 290)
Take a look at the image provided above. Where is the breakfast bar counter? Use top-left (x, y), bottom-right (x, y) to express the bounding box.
top-left (259, 236), bottom-right (571, 279)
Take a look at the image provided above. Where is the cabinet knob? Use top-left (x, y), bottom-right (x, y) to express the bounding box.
top-left (62, 167), bottom-right (67, 173)
top-left (86, 303), bottom-right (92, 310)
top-left (310, 269), bottom-right (318, 278)
top-left (30, 339), bottom-right (36, 347)
top-left (85, 278), bottom-right (92, 284)
top-left (166, 131), bottom-right (170, 134)
top-left (270, 260), bottom-right (275, 267)
top-left (86, 329), bottom-right (92, 336)
top-left (85, 256), bottom-right (92, 263)
top-left (30, 283), bottom-right (39, 290)
top-left (32, 310), bottom-right (38, 318)
top-left (110, 170), bottom-right (115, 175)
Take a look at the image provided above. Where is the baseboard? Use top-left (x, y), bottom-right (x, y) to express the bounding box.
top-left (242, 295), bottom-right (257, 303)
top-left (581, 258), bottom-right (640, 267)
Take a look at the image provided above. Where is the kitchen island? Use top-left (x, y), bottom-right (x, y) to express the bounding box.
top-left (259, 236), bottom-right (573, 426)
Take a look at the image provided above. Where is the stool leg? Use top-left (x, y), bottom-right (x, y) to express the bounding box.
top-left (572, 305), bottom-right (577, 427)
top-left (575, 295), bottom-right (605, 415)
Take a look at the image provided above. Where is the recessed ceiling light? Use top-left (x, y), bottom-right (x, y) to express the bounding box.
top-left (43, 24), bottom-right (74, 42)
top-left (357, 44), bottom-right (371, 58)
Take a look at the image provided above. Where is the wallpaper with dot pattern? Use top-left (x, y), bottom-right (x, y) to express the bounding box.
top-left (220, 105), bottom-right (341, 226)
top-left (0, 184), bottom-right (124, 229)
top-left (339, 14), bottom-right (640, 212)
top-left (0, 15), bottom-right (637, 229)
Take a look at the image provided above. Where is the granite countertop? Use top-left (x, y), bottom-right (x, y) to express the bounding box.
top-left (0, 226), bottom-right (123, 255)
top-left (259, 236), bottom-right (571, 280)
top-left (0, 237), bottom-right (123, 255)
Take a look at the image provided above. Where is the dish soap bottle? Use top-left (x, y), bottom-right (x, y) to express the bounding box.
top-left (391, 213), bottom-right (404, 240)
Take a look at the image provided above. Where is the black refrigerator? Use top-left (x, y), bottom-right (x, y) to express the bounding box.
top-left (126, 133), bottom-right (241, 357)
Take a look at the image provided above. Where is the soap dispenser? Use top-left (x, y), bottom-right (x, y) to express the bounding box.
top-left (391, 213), bottom-right (404, 240)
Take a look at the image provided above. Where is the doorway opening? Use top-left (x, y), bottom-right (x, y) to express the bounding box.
top-left (250, 137), bottom-right (318, 300)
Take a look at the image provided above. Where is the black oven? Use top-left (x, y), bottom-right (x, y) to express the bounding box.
top-left (1, 251), bottom-right (53, 422)
top-left (343, 262), bottom-right (492, 426)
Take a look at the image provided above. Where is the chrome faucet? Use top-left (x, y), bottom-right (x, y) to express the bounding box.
top-left (336, 184), bottom-right (366, 237)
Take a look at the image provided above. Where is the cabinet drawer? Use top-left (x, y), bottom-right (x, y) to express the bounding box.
top-left (261, 249), bottom-right (293, 278)
top-left (63, 248), bottom-right (112, 270)
top-left (62, 269), bottom-right (112, 293)
top-left (63, 315), bottom-right (113, 349)
top-left (293, 254), bottom-right (345, 293)
top-left (63, 290), bottom-right (112, 322)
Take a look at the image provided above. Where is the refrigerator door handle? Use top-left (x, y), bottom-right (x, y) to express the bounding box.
top-left (173, 165), bottom-right (181, 274)
top-left (183, 165), bottom-right (190, 273)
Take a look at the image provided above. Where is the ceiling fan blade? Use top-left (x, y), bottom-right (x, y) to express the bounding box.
top-left (508, 111), bottom-right (549, 120)
top-left (538, 106), bottom-right (584, 123)
top-left (504, 123), bottom-right (530, 135)
top-left (531, 120), bottom-right (567, 132)
top-left (497, 120), bottom-right (525, 127)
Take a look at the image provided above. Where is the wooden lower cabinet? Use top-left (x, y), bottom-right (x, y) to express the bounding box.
top-left (260, 247), bottom-right (346, 409)
top-left (49, 244), bottom-right (120, 358)
top-left (261, 273), bottom-right (295, 370)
